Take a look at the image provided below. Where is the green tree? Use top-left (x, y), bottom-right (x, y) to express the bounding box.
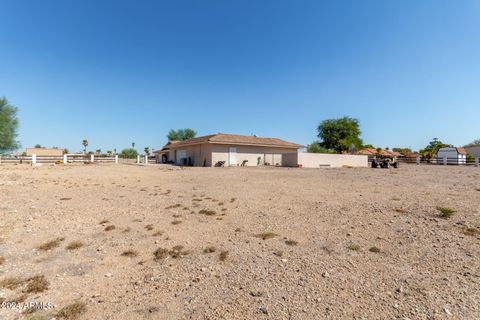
top-left (34, 144), bottom-right (43, 148)
top-left (167, 128), bottom-right (197, 141)
top-left (63, 148), bottom-right (69, 154)
top-left (0, 97), bottom-right (19, 154)
top-left (419, 138), bottom-right (449, 159)
top-left (316, 117), bottom-right (363, 153)
top-left (392, 147), bottom-right (413, 155)
top-left (307, 141), bottom-right (336, 154)
top-left (144, 147), bottom-right (150, 156)
top-left (82, 139), bottom-right (88, 154)
top-left (120, 148), bottom-right (138, 159)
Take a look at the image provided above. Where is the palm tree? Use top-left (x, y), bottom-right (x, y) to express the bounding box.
top-left (131, 142), bottom-right (135, 149)
top-left (82, 139), bottom-right (88, 154)
top-left (144, 147), bottom-right (150, 156)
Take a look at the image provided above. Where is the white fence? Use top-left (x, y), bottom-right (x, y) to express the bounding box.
top-left (0, 154), bottom-right (118, 165)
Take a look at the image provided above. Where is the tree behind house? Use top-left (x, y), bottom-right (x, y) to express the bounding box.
top-left (316, 117), bottom-right (363, 153)
top-left (167, 128), bottom-right (197, 141)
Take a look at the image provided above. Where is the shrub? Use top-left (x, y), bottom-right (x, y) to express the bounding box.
top-left (436, 206), bottom-right (456, 218)
top-left (348, 244), bottom-right (361, 251)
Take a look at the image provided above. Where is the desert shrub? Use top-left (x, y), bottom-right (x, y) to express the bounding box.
top-left (66, 241), bottom-right (84, 251)
top-left (436, 206), bottom-right (456, 218)
top-left (203, 246), bottom-right (216, 253)
top-left (369, 246), bottom-right (381, 253)
top-left (121, 250), bottom-right (138, 257)
top-left (219, 250), bottom-right (229, 261)
top-left (38, 238), bottom-right (64, 251)
top-left (348, 244), bottom-right (361, 251)
top-left (55, 301), bottom-right (87, 319)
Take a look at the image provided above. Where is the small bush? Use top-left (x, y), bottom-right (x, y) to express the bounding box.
top-left (0, 277), bottom-right (24, 290)
top-left (145, 224), bottom-right (154, 231)
top-left (153, 248), bottom-right (169, 261)
top-left (203, 246), bottom-right (216, 253)
top-left (38, 238), bottom-right (64, 251)
top-left (55, 301), bottom-right (87, 319)
top-left (256, 232), bottom-right (278, 240)
top-left (285, 240), bottom-right (298, 246)
top-left (219, 250), bottom-right (229, 261)
top-left (152, 231), bottom-right (164, 237)
top-left (24, 275), bottom-right (49, 293)
top-left (348, 244), bottom-right (361, 251)
top-left (121, 250), bottom-right (138, 257)
top-left (99, 219), bottom-right (109, 224)
top-left (462, 227), bottom-right (480, 236)
top-left (104, 225), bottom-right (116, 231)
top-left (436, 206), bottom-right (456, 218)
top-left (66, 241), bottom-right (84, 251)
top-left (369, 246), bottom-right (381, 253)
top-left (0, 256), bottom-right (5, 265)
top-left (171, 220), bottom-right (182, 225)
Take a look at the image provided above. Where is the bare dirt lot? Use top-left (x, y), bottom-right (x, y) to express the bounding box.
top-left (0, 164), bottom-right (479, 320)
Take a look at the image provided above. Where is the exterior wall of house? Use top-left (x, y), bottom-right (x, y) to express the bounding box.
top-left (210, 144), bottom-right (297, 166)
top-left (283, 152), bottom-right (368, 168)
top-left (465, 146), bottom-right (480, 158)
top-left (170, 144), bottom-right (212, 166)
top-left (26, 148), bottom-right (63, 157)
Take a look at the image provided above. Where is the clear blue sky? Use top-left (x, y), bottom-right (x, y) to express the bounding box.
top-left (1, 0), bottom-right (479, 153)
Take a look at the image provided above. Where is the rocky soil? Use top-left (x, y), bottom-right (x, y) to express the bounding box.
top-left (0, 164), bottom-right (479, 319)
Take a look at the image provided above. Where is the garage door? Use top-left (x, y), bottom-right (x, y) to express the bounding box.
top-left (176, 150), bottom-right (187, 165)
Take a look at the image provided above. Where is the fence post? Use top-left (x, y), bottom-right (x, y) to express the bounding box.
top-left (90, 154), bottom-right (94, 163)
top-left (63, 154), bottom-right (67, 164)
top-left (475, 157), bottom-right (479, 167)
top-left (144, 155), bottom-right (148, 165)
top-left (443, 156), bottom-right (447, 165)
top-left (137, 155), bottom-right (140, 164)
top-left (416, 155), bottom-right (420, 165)
top-left (115, 155), bottom-right (118, 164)
top-left (32, 154), bottom-right (37, 165)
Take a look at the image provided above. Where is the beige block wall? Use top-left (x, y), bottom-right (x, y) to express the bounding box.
top-left (210, 144), bottom-right (297, 167)
top-left (288, 152), bottom-right (368, 168)
top-left (26, 148), bottom-right (63, 156)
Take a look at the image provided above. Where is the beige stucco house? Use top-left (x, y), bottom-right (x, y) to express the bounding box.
top-left (155, 134), bottom-right (304, 167)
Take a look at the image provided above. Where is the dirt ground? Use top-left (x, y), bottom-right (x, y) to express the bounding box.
top-left (0, 164), bottom-right (479, 320)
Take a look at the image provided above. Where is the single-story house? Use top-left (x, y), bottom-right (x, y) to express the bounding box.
top-left (465, 145), bottom-right (480, 158)
top-left (26, 148), bottom-right (63, 157)
top-left (154, 133), bottom-right (369, 168)
top-left (437, 147), bottom-right (467, 165)
top-left (155, 133), bottom-right (304, 167)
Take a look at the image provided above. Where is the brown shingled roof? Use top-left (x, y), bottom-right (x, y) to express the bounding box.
top-left (165, 133), bottom-right (304, 149)
top-left (456, 147), bottom-right (467, 155)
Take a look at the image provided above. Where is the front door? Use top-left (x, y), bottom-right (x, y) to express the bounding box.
top-left (229, 147), bottom-right (237, 166)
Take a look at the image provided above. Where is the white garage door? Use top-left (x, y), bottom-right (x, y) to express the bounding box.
top-left (176, 150), bottom-right (187, 165)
